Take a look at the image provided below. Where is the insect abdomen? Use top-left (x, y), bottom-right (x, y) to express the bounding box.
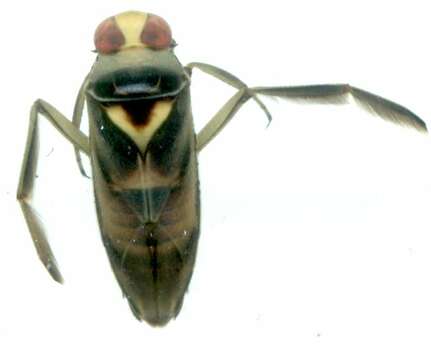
top-left (96, 163), bottom-right (200, 326)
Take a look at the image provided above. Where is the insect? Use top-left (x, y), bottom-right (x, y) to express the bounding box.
top-left (17, 10), bottom-right (427, 326)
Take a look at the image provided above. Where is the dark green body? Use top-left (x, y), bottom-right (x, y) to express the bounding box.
top-left (86, 49), bottom-right (200, 326)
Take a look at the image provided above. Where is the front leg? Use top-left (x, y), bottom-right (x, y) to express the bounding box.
top-left (17, 99), bottom-right (90, 283)
top-left (72, 76), bottom-right (91, 178)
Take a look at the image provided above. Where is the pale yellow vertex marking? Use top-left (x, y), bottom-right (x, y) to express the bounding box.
top-left (105, 100), bottom-right (174, 151)
top-left (115, 11), bottom-right (148, 49)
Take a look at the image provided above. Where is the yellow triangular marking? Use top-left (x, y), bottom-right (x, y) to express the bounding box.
top-left (105, 100), bottom-right (174, 151)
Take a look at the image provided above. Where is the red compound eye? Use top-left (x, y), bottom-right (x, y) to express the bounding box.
top-left (140, 14), bottom-right (172, 50)
top-left (94, 17), bottom-right (125, 54)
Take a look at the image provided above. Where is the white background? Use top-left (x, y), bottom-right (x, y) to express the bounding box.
top-left (2, 0), bottom-right (431, 359)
